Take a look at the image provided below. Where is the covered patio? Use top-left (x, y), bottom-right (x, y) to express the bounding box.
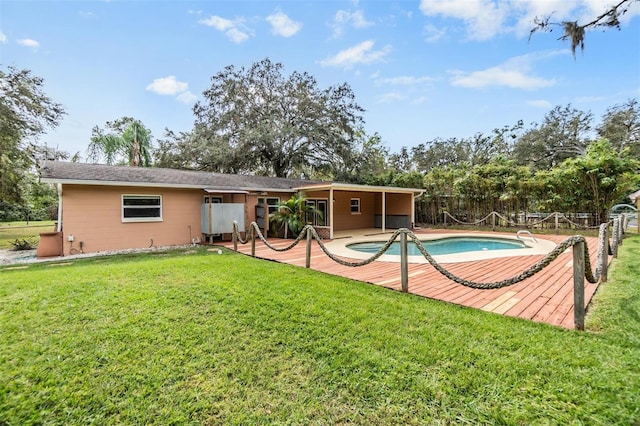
top-left (297, 182), bottom-right (424, 239)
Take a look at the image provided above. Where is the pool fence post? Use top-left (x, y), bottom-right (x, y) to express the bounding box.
top-left (618, 216), bottom-right (624, 246)
top-left (555, 213), bottom-right (559, 234)
top-left (232, 222), bottom-right (238, 251)
top-left (491, 212), bottom-right (495, 231)
top-left (400, 230), bottom-right (409, 293)
top-left (305, 226), bottom-right (312, 268)
top-left (600, 227), bottom-right (608, 283)
top-left (573, 240), bottom-right (585, 331)
top-left (250, 226), bottom-right (256, 257)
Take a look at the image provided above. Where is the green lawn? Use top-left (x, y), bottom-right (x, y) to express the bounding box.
top-left (1, 237), bottom-right (639, 424)
top-left (0, 221), bottom-right (56, 250)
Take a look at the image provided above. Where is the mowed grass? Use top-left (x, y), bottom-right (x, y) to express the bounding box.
top-left (0, 221), bottom-right (56, 249)
top-left (1, 238), bottom-right (639, 425)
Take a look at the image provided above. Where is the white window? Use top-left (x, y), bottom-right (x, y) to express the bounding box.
top-left (122, 195), bottom-right (162, 222)
top-left (350, 198), bottom-right (361, 214)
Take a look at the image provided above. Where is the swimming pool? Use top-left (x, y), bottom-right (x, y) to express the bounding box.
top-left (347, 236), bottom-right (527, 256)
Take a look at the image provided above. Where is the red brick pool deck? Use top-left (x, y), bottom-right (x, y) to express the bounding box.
top-left (223, 229), bottom-right (605, 329)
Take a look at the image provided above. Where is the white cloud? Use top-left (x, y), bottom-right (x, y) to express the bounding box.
top-left (419, 0), bottom-right (640, 40)
top-left (226, 27), bottom-right (250, 43)
top-left (527, 99), bottom-right (552, 108)
top-left (79, 11), bottom-right (97, 18)
top-left (377, 92), bottom-right (407, 104)
top-left (267, 11), bottom-right (302, 37)
top-left (320, 40), bottom-right (391, 68)
top-left (198, 15), bottom-right (251, 43)
top-left (377, 75), bottom-right (435, 86)
top-left (449, 50), bottom-right (566, 90)
top-left (419, 0), bottom-right (509, 40)
top-left (177, 91), bottom-right (198, 104)
top-left (424, 24), bottom-right (446, 43)
top-left (146, 76), bottom-right (188, 95)
top-left (17, 38), bottom-right (39, 49)
top-left (0, 32), bottom-right (7, 44)
top-left (412, 96), bottom-right (429, 104)
top-left (146, 76), bottom-right (197, 104)
top-left (332, 9), bottom-right (374, 37)
top-left (199, 15), bottom-right (235, 31)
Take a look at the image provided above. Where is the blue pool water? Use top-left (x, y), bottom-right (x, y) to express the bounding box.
top-left (347, 237), bottom-right (526, 256)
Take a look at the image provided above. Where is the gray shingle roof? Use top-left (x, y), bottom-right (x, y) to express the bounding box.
top-left (39, 162), bottom-right (321, 191)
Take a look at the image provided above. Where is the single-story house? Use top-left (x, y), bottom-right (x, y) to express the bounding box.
top-left (39, 162), bottom-right (424, 256)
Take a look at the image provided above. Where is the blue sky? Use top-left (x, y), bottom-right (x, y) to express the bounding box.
top-left (1, 0), bottom-right (639, 159)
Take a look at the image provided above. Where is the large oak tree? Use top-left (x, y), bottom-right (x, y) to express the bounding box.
top-left (191, 58), bottom-right (364, 178)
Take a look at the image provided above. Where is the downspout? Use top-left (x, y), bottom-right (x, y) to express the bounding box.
top-left (56, 183), bottom-right (63, 232)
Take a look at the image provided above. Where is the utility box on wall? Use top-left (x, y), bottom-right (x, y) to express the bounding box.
top-left (201, 203), bottom-right (245, 236)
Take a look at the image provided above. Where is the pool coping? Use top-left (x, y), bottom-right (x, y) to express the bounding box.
top-left (323, 232), bottom-right (558, 264)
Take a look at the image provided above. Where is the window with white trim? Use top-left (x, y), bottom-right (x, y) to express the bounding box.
top-left (350, 198), bottom-right (361, 214)
top-left (122, 195), bottom-right (162, 222)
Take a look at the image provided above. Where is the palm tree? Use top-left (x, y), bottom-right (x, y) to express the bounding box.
top-left (88, 118), bottom-right (152, 166)
top-left (269, 192), bottom-right (323, 238)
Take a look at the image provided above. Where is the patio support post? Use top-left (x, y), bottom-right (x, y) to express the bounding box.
top-left (305, 227), bottom-right (312, 268)
top-left (400, 230), bottom-right (408, 293)
top-left (329, 188), bottom-right (334, 240)
top-left (573, 240), bottom-right (586, 330)
top-left (600, 228), bottom-right (608, 283)
top-left (382, 191), bottom-right (386, 233)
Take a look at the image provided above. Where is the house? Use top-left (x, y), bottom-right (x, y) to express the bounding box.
top-left (39, 162), bottom-right (424, 256)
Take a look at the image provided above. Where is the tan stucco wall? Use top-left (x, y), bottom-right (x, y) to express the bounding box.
top-left (373, 193), bottom-right (412, 215)
top-left (333, 191), bottom-right (375, 231)
top-left (61, 185), bottom-right (202, 254)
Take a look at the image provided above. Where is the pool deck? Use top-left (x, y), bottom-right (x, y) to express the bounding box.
top-left (222, 228), bottom-right (605, 329)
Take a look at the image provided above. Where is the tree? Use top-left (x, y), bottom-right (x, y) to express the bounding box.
top-left (529, 0), bottom-right (639, 57)
top-left (193, 58), bottom-right (364, 178)
top-left (88, 117), bottom-right (153, 166)
top-left (511, 104), bottom-right (593, 169)
top-left (0, 66), bottom-right (65, 207)
top-left (597, 99), bottom-right (640, 158)
top-left (329, 130), bottom-right (389, 184)
top-left (269, 192), bottom-right (322, 238)
top-left (551, 139), bottom-right (639, 223)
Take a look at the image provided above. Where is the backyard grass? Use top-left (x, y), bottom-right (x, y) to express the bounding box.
top-left (0, 221), bottom-right (56, 250)
top-left (1, 237), bottom-right (639, 424)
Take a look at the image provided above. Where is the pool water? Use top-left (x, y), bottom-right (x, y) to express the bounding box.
top-left (347, 237), bottom-right (527, 256)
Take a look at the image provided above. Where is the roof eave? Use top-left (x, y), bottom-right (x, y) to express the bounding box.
top-left (295, 182), bottom-right (424, 195)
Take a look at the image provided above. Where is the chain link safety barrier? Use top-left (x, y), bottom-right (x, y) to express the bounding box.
top-left (231, 214), bottom-right (627, 291)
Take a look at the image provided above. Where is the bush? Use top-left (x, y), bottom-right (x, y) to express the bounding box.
top-left (11, 239), bottom-right (36, 251)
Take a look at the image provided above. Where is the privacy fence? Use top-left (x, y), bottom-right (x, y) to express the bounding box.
top-left (231, 215), bottom-right (630, 330)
